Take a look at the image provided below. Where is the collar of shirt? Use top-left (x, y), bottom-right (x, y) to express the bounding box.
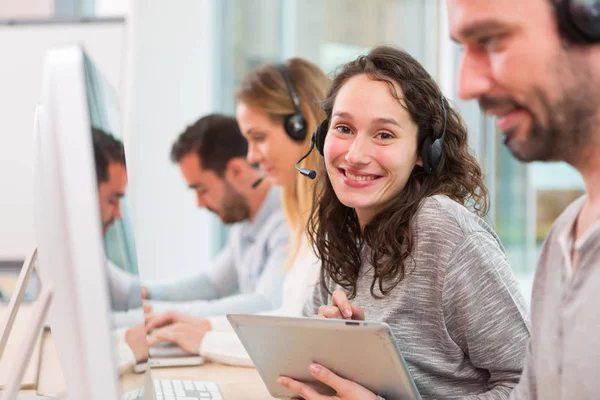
top-left (557, 195), bottom-right (600, 278)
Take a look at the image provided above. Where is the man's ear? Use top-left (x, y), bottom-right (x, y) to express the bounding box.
top-left (224, 158), bottom-right (247, 182)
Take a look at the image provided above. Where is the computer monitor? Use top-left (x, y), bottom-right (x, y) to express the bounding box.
top-left (35, 45), bottom-right (215, 400)
top-left (35, 45), bottom-right (150, 400)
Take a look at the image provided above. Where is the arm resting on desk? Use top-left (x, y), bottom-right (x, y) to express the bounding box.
top-left (107, 262), bottom-right (143, 310)
top-left (147, 243), bottom-right (238, 302)
top-left (150, 229), bottom-right (287, 317)
top-left (149, 288), bottom-right (280, 318)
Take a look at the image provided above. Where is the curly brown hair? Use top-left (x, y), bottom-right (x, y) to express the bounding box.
top-left (307, 45), bottom-right (489, 299)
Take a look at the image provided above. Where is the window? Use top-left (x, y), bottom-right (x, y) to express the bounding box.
top-left (212, 0), bottom-right (442, 255)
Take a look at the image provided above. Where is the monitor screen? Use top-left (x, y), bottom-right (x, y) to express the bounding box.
top-left (84, 54), bottom-right (144, 319)
top-left (83, 52), bottom-right (150, 392)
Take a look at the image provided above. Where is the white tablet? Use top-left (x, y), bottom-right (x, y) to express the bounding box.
top-left (132, 342), bottom-right (204, 373)
top-left (148, 342), bottom-right (204, 369)
top-left (227, 315), bottom-right (421, 399)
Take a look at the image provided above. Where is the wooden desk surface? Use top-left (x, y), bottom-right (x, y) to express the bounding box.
top-left (19, 330), bottom-right (276, 399)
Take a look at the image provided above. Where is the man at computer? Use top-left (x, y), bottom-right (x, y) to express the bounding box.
top-left (90, 127), bottom-right (149, 364)
top-left (92, 127), bottom-right (145, 327)
top-left (142, 114), bottom-right (289, 320)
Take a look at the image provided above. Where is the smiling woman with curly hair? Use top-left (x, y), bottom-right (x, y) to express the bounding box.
top-left (279, 45), bottom-right (531, 400)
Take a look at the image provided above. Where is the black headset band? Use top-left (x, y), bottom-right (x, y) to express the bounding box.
top-left (276, 64), bottom-right (303, 116)
top-left (438, 94), bottom-right (448, 143)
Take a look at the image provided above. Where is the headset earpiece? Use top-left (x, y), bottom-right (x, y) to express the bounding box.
top-left (556, 0), bottom-right (600, 43)
top-left (421, 136), bottom-right (434, 174)
top-left (421, 95), bottom-right (448, 174)
top-left (277, 64), bottom-right (308, 141)
top-left (428, 136), bottom-right (445, 171)
top-left (283, 112), bottom-right (307, 141)
top-left (315, 119), bottom-right (329, 155)
top-left (295, 118), bottom-right (328, 179)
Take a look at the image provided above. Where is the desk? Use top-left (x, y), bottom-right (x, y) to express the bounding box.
top-left (19, 331), bottom-right (276, 399)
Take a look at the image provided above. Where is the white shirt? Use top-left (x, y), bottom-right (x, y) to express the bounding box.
top-left (107, 260), bottom-right (145, 329)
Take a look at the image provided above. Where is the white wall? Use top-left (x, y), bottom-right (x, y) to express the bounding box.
top-left (95, 0), bottom-right (130, 17)
top-left (0, 21), bottom-right (125, 261)
top-left (438, 0), bottom-right (455, 99)
top-left (123, 0), bottom-right (217, 282)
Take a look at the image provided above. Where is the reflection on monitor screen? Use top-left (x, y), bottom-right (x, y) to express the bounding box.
top-left (84, 55), bottom-right (140, 281)
top-left (83, 53), bottom-right (151, 369)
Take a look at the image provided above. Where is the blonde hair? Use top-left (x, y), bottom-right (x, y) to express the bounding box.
top-left (236, 58), bottom-right (330, 269)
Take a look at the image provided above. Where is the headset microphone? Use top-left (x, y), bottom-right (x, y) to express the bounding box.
top-left (251, 177), bottom-right (264, 188)
top-left (295, 134), bottom-right (317, 179)
top-left (249, 162), bottom-right (265, 188)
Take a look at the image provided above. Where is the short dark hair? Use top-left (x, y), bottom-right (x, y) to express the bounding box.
top-left (170, 114), bottom-right (248, 176)
top-left (92, 127), bottom-right (126, 184)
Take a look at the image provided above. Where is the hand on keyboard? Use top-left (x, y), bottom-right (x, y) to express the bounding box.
top-left (146, 314), bottom-right (212, 355)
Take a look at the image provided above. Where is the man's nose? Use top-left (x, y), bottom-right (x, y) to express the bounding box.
top-left (457, 47), bottom-right (493, 101)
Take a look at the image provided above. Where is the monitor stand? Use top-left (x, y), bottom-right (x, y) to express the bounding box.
top-left (0, 248), bottom-right (40, 360)
top-left (1, 284), bottom-right (53, 400)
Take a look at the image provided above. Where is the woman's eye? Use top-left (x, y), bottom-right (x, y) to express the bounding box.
top-left (335, 125), bottom-right (352, 135)
top-left (377, 132), bottom-right (394, 140)
top-left (251, 135), bottom-right (266, 143)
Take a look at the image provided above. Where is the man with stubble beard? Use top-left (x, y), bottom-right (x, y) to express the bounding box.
top-left (448, 0), bottom-right (600, 398)
top-left (142, 114), bottom-right (289, 321)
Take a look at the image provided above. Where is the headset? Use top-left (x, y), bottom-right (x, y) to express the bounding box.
top-left (250, 162), bottom-right (265, 189)
top-left (421, 95), bottom-right (448, 174)
top-left (277, 64), bottom-right (308, 142)
top-left (296, 94), bottom-right (448, 179)
top-left (556, 0), bottom-right (600, 43)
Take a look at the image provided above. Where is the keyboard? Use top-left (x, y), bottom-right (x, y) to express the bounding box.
top-left (122, 379), bottom-right (223, 400)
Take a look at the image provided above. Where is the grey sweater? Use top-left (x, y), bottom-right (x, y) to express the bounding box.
top-left (304, 195), bottom-right (531, 399)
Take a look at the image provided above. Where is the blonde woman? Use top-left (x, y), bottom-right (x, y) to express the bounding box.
top-left (145, 59), bottom-right (330, 366)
